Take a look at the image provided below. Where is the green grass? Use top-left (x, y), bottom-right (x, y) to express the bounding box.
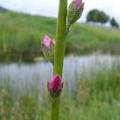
top-left (0, 61), bottom-right (120, 120)
top-left (0, 11), bottom-right (120, 61)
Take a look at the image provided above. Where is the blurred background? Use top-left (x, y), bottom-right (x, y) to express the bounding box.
top-left (0, 0), bottom-right (120, 24)
top-left (0, 0), bottom-right (120, 120)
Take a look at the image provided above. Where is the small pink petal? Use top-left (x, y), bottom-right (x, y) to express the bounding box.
top-left (42, 35), bottom-right (53, 48)
top-left (75, 0), bottom-right (82, 9)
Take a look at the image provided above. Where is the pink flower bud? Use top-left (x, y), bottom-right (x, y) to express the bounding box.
top-left (75, 0), bottom-right (82, 9)
top-left (67, 0), bottom-right (84, 29)
top-left (42, 35), bottom-right (53, 48)
top-left (48, 75), bottom-right (63, 97)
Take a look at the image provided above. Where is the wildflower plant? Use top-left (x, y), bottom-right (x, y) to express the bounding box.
top-left (41, 0), bottom-right (84, 120)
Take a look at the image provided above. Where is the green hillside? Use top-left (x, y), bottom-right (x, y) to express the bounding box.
top-left (0, 11), bottom-right (120, 61)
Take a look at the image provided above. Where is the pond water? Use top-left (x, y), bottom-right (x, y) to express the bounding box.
top-left (0, 54), bottom-right (120, 97)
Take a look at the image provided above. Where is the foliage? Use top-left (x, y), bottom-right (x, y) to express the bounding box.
top-left (86, 9), bottom-right (109, 24)
top-left (110, 18), bottom-right (119, 28)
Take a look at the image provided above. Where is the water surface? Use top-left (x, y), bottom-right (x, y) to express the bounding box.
top-left (0, 54), bottom-right (120, 97)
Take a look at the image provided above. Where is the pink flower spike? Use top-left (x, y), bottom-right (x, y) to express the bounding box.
top-left (42, 35), bottom-right (53, 48)
top-left (75, 0), bottom-right (82, 9)
top-left (48, 75), bottom-right (63, 96)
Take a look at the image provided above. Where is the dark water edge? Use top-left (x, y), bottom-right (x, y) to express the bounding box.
top-left (0, 53), bottom-right (36, 63)
top-left (0, 50), bottom-right (120, 63)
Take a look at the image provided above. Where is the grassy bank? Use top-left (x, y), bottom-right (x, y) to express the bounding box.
top-left (0, 11), bottom-right (120, 61)
top-left (0, 61), bottom-right (120, 120)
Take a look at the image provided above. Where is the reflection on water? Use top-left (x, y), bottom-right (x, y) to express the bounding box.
top-left (0, 54), bottom-right (120, 97)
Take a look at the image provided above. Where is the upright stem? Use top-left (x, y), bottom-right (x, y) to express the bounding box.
top-left (51, 0), bottom-right (67, 120)
top-left (54, 0), bottom-right (67, 76)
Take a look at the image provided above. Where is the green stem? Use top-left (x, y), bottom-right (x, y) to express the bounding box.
top-left (51, 97), bottom-right (60, 120)
top-left (51, 0), bottom-right (67, 120)
top-left (54, 0), bottom-right (67, 75)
